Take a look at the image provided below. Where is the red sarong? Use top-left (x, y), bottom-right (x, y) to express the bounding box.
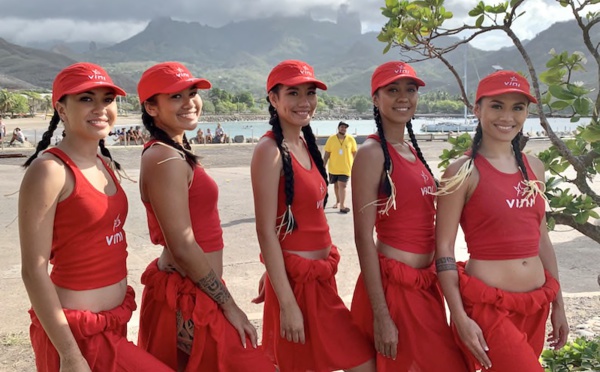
top-left (138, 259), bottom-right (274, 372)
top-left (262, 246), bottom-right (374, 372)
top-left (351, 254), bottom-right (470, 372)
top-left (29, 286), bottom-right (172, 372)
top-left (455, 262), bottom-right (559, 372)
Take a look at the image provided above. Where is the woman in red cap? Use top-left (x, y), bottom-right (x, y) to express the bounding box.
top-left (135, 61), bottom-right (275, 371)
top-left (251, 60), bottom-right (375, 372)
top-left (349, 61), bottom-right (469, 371)
top-left (435, 70), bottom-right (569, 371)
top-left (19, 62), bottom-right (172, 371)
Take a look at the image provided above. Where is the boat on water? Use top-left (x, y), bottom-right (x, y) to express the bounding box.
top-left (421, 120), bottom-right (478, 133)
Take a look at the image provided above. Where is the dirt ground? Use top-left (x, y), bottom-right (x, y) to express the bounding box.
top-left (0, 137), bottom-right (598, 371)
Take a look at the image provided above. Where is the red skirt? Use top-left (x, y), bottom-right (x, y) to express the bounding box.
top-left (455, 262), bottom-right (559, 372)
top-left (138, 259), bottom-right (274, 372)
top-left (351, 254), bottom-right (470, 372)
top-left (29, 286), bottom-right (172, 371)
top-left (262, 246), bottom-right (374, 372)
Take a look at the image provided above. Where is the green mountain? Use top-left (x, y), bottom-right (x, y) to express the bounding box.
top-left (1, 15), bottom-right (598, 98)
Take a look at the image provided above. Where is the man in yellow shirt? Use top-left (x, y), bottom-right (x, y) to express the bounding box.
top-left (323, 121), bottom-right (357, 213)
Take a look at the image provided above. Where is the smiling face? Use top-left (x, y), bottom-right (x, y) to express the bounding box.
top-left (268, 83), bottom-right (317, 129)
top-left (56, 87), bottom-right (117, 141)
top-left (372, 78), bottom-right (419, 127)
top-left (144, 86), bottom-right (202, 138)
top-left (474, 92), bottom-right (529, 143)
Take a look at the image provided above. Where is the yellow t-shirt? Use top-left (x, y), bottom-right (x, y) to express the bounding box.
top-left (324, 134), bottom-right (357, 176)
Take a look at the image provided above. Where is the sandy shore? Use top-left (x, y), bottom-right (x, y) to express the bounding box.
top-left (0, 137), bottom-right (598, 371)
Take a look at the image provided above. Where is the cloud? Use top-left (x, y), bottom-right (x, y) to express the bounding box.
top-left (0, 0), bottom-right (596, 50)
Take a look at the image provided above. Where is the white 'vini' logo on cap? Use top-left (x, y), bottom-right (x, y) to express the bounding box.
top-left (175, 67), bottom-right (191, 79)
top-left (504, 76), bottom-right (521, 87)
top-left (88, 69), bottom-right (107, 81)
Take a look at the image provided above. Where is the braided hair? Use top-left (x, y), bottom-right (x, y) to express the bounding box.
top-left (267, 86), bottom-right (328, 236)
top-left (370, 105), bottom-right (436, 214)
top-left (141, 102), bottom-right (199, 167)
top-left (23, 106), bottom-right (122, 173)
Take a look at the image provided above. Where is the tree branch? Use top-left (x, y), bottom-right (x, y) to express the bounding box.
top-left (548, 211), bottom-right (600, 244)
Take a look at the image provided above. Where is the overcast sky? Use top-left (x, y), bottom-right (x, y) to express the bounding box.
top-left (0, 0), bottom-right (594, 51)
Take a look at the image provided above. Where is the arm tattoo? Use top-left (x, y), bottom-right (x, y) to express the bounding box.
top-left (196, 269), bottom-right (232, 305)
top-left (435, 257), bottom-right (457, 273)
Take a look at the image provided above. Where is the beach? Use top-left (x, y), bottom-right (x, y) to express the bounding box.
top-left (0, 116), bottom-right (599, 371)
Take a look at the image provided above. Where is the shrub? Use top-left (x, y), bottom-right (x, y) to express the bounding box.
top-left (542, 336), bottom-right (600, 371)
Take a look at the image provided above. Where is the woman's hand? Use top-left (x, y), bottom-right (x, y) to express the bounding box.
top-left (454, 315), bottom-right (492, 369)
top-left (373, 312), bottom-right (398, 360)
top-left (548, 303), bottom-right (569, 350)
top-left (280, 303), bottom-right (305, 344)
top-left (251, 272), bottom-right (266, 304)
top-left (222, 301), bottom-right (258, 349)
top-left (60, 353), bottom-right (91, 372)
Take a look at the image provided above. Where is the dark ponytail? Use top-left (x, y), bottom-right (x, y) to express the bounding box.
top-left (374, 105), bottom-right (393, 197)
top-left (301, 125), bottom-right (328, 206)
top-left (511, 131), bottom-right (529, 182)
top-left (141, 104), bottom-right (199, 167)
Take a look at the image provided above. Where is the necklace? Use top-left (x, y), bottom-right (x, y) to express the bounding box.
top-left (337, 134), bottom-right (345, 146)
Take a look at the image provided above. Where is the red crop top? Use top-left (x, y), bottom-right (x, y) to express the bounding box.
top-left (369, 135), bottom-right (436, 254)
top-left (460, 154), bottom-right (544, 260)
top-left (143, 141), bottom-right (224, 253)
top-left (46, 148), bottom-right (128, 290)
top-left (264, 131), bottom-right (331, 251)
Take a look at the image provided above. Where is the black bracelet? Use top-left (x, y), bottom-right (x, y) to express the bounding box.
top-left (435, 257), bottom-right (457, 273)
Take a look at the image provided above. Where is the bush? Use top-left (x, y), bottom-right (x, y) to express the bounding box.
top-left (542, 336), bottom-right (600, 371)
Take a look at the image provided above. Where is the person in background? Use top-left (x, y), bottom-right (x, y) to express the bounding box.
top-left (136, 61), bottom-right (275, 371)
top-left (251, 59), bottom-right (375, 372)
top-left (350, 61), bottom-right (469, 371)
top-left (205, 128), bottom-right (213, 143)
top-left (435, 70), bottom-right (568, 371)
top-left (19, 62), bottom-right (171, 371)
top-left (323, 121), bottom-right (357, 214)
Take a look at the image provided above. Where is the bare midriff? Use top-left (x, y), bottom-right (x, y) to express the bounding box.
top-left (55, 278), bottom-right (128, 312)
top-left (466, 256), bottom-right (546, 292)
top-left (377, 240), bottom-right (434, 269)
top-left (158, 247), bottom-right (224, 278)
top-left (284, 246), bottom-right (331, 260)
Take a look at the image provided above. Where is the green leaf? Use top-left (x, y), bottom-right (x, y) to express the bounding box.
top-left (573, 97), bottom-right (591, 116)
top-left (580, 124), bottom-right (600, 142)
top-left (549, 85), bottom-right (578, 100)
top-left (550, 100), bottom-right (571, 110)
top-left (570, 115), bottom-right (581, 123)
top-left (547, 216), bottom-right (556, 231)
top-left (382, 43), bottom-right (392, 54)
top-left (475, 14), bottom-right (484, 27)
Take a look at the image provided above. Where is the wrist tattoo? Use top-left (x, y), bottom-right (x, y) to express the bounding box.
top-left (435, 257), bottom-right (457, 273)
top-left (196, 269), bottom-right (231, 305)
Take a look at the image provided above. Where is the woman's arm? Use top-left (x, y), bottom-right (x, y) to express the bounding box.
top-left (142, 145), bottom-right (256, 348)
top-left (250, 138), bottom-right (305, 344)
top-left (19, 158), bottom-right (91, 371)
top-left (527, 155), bottom-right (569, 349)
top-left (351, 142), bottom-right (397, 359)
top-left (435, 157), bottom-right (492, 369)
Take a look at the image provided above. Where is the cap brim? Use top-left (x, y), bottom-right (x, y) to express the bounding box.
top-left (161, 78), bottom-right (212, 95)
top-left (63, 82), bottom-right (127, 98)
top-left (278, 76), bottom-right (328, 91)
top-left (478, 88), bottom-right (537, 104)
top-left (372, 75), bottom-right (426, 96)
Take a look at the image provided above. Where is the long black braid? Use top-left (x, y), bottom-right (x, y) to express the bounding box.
top-left (141, 104), bottom-right (199, 167)
top-left (374, 106), bottom-right (393, 196)
top-left (23, 110), bottom-right (61, 168)
top-left (469, 124), bottom-right (483, 161)
top-left (511, 131), bottom-right (530, 182)
top-left (301, 125), bottom-right (329, 206)
top-left (406, 121), bottom-right (435, 179)
top-left (23, 108), bottom-right (122, 172)
top-left (267, 96), bottom-right (297, 232)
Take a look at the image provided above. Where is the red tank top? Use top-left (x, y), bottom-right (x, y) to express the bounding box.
top-left (369, 135), bottom-right (436, 254)
top-left (264, 131), bottom-right (331, 251)
top-left (47, 148), bottom-right (128, 290)
top-left (143, 141), bottom-right (224, 253)
top-left (460, 154), bottom-right (544, 260)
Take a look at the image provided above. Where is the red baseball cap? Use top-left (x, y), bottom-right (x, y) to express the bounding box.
top-left (52, 62), bottom-right (126, 108)
top-left (475, 70), bottom-right (537, 103)
top-left (371, 61), bottom-right (425, 96)
top-left (266, 60), bottom-right (327, 92)
top-left (137, 62), bottom-right (212, 103)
